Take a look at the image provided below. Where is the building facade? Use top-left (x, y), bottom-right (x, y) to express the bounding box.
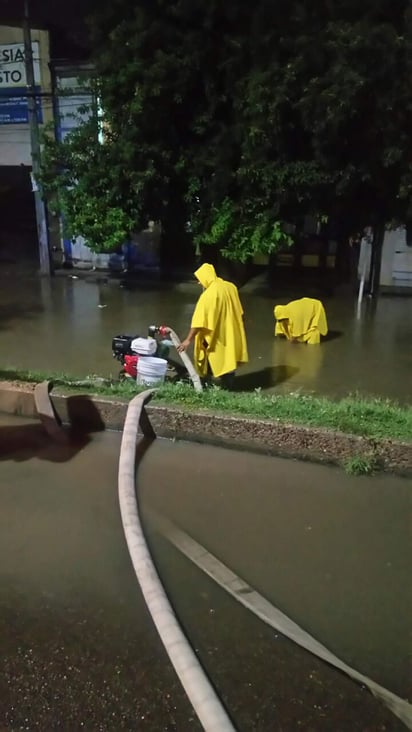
top-left (0, 23), bottom-right (52, 262)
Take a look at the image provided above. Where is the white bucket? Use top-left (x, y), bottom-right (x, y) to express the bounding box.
top-left (136, 356), bottom-right (168, 386)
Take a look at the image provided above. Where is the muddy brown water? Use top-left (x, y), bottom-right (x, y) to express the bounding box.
top-left (0, 414), bottom-right (410, 730)
top-left (0, 269), bottom-right (411, 402)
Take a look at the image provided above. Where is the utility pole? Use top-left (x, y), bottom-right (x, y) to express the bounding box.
top-left (23, 0), bottom-right (51, 275)
top-left (367, 221), bottom-right (385, 298)
top-left (370, 222), bottom-right (385, 297)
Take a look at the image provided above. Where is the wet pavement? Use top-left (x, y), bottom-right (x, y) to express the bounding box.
top-left (0, 267), bottom-right (411, 402)
top-left (0, 414), bottom-right (410, 730)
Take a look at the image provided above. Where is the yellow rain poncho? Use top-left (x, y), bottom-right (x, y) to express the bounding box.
top-left (191, 263), bottom-right (248, 377)
top-left (274, 297), bottom-right (328, 345)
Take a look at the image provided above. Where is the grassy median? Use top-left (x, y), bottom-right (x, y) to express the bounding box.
top-left (1, 367), bottom-right (411, 443)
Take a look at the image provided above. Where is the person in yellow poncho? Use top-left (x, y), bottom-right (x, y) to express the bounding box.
top-left (274, 297), bottom-right (328, 345)
top-left (178, 263), bottom-right (248, 383)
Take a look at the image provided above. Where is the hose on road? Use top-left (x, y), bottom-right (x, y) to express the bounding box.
top-left (118, 389), bottom-right (234, 732)
top-left (150, 512), bottom-right (412, 731)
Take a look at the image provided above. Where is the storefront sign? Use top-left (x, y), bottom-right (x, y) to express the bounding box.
top-left (0, 42), bottom-right (42, 124)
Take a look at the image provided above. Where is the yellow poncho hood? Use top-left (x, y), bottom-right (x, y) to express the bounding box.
top-left (274, 298), bottom-right (328, 342)
top-left (194, 263), bottom-right (217, 289)
top-left (191, 263), bottom-right (248, 377)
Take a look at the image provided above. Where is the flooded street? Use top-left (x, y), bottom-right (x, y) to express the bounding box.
top-left (0, 268), bottom-right (411, 401)
top-left (0, 414), bottom-right (410, 730)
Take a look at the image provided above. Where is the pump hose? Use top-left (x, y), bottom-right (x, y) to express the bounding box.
top-left (118, 389), bottom-right (234, 731)
top-left (165, 327), bottom-right (203, 393)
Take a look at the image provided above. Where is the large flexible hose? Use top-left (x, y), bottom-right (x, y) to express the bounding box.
top-left (151, 512), bottom-right (412, 731)
top-left (37, 380), bottom-right (411, 729)
top-left (118, 390), bottom-right (234, 732)
top-left (165, 327), bottom-right (203, 393)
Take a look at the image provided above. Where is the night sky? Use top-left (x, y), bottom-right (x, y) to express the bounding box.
top-left (0, 0), bottom-right (97, 56)
top-left (0, 0), bottom-right (95, 26)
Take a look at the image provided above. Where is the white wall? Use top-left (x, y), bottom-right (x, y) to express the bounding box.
top-left (0, 124), bottom-right (31, 164)
top-left (70, 237), bottom-right (110, 269)
top-left (380, 227), bottom-right (412, 288)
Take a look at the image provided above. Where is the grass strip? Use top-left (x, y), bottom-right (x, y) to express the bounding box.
top-left (1, 367), bottom-right (411, 443)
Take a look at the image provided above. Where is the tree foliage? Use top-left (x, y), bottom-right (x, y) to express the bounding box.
top-left (41, 119), bottom-right (135, 252)
top-left (41, 0), bottom-right (412, 259)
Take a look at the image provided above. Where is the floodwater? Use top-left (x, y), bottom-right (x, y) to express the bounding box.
top-left (0, 267), bottom-right (411, 402)
top-left (1, 414), bottom-right (410, 730)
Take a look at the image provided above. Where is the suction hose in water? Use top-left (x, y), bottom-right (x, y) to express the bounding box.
top-left (118, 389), bottom-right (234, 732)
top-left (164, 327), bottom-right (203, 393)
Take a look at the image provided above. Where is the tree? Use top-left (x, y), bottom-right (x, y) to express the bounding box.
top-left (42, 0), bottom-right (412, 264)
top-left (41, 118), bottom-right (135, 253)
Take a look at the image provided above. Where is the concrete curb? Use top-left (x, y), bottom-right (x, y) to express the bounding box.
top-left (0, 381), bottom-right (411, 475)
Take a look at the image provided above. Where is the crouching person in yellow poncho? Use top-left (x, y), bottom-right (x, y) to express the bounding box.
top-left (178, 263), bottom-right (248, 386)
top-left (274, 297), bottom-right (328, 345)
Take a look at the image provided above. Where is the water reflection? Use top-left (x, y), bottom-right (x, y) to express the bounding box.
top-left (233, 364), bottom-right (299, 391)
top-left (271, 338), bottom-right (324, 390)
top-left (0, 270), bottom-right (411, 402)
top-left (0, 396), bottom-right (105, 463)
